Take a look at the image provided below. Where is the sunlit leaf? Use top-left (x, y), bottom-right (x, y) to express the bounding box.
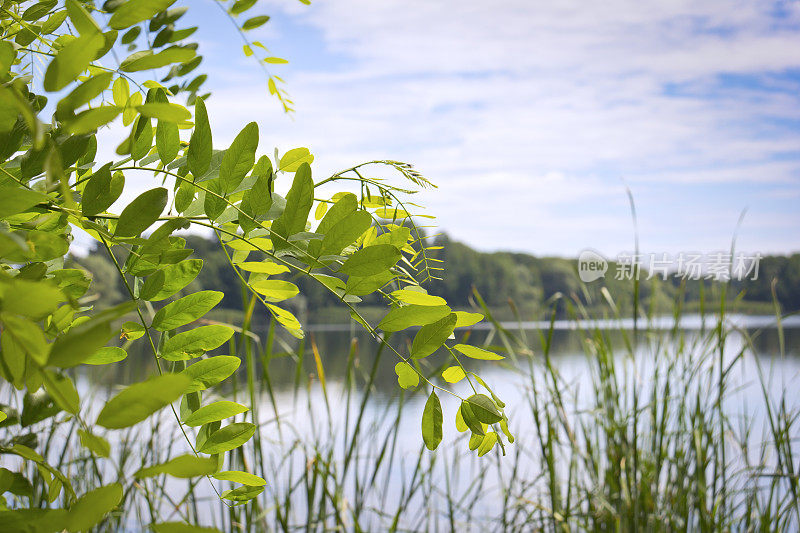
top-left (278, 147), bottom-right (313, 172)
top-left (391, 289), bottom-right (446, 307)
top-left (454, 311), bottom-right (484, 328)
top-left (453, 344), bottom-right (504, 361)
top-left (219, 122), bottom-right (258, 193)
top-left (183, 400), bottom-right (248, 427)
top-left (410, 313), bottom-right (457, 359)
top-left (109, 0), bottom-right (178, 29)
top-left (339, 244), bottom-right (401, 277)
top-left (212, 470), bottom-right (266, 486)
top-left (394, 362), bottom-right (418, 389)
top-left (378, 304), bottom-right (451, 332)
top-left (442, 366), bottom-right (466, 383)
top-left (250, 280), bottom-right (299, 302)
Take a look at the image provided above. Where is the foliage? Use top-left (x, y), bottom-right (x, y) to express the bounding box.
top-left (0, 1), bottom-right (511, 530)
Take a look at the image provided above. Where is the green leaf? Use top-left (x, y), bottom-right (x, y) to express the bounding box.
top-left (316, 193), bottom-right (356, 235)
top-left (152, 291), bottom-right (224, 331)
top-left (230, 0), bottom-right (257, 14)
top-left (137, 102), bottom-right (191, 123)
top-left (421, 391), bottom-right (443, 450)
top-left (242, 15), bottom-right (270, 30)
top-left (181, 356), bottom-right (240, 393)
top-left (221, 485), bottom-right (264, 502)
top-left (345, 270), bottom-right (394, 297)
top-left (57, 72), bottom-right (113, 115)
top-left (65, 0), bottom-right (102, 36)
top-left (219, 122), bottom-right (258, 193)
top-left (43, 371), bottom-right (80, 415)
top-left (161, 325), bottom-right (235, 361)
top-left (442, 366), bottom-right (466, 383)
top-left (411, 313), bottom-right (457, 359)
top-left (250, 280), bottom-right (299, 302)
top-left (454, 311), bottom-right (483, 328)
top-left (115, 187), bottom-right (168, 237)
top-left (154, 91), bottom-right (180, 165)
top-left (319, 210), bottom-right (371, 257)
top-left (109, 0), bottom-right (178, 29)
top-left (212, 470), bottom-right (266, 486)
top-left (135, 454), bottom-right (218, 479)
top-left (96, 374), bottom-right (191, 429)
top-left (131, 115), bottom-right (153, 160)
top-left (44, 32), bottom-right (104, 92)
top-left (391, 289), bottom-right (446, 307)
top-left (66, 483), bottom-right (122, 532)
top-left (465, 394), bottom-right (502, 424)
top-left (0, 278), bottom-right (64, 319)
top-left (394, 362), bottom-right (418, 389)
top-left (0, 184), bottom-right (47, 219)
top-left (477, 432), bottom-right (499, 457)
top-left (459, 402), bottom-right (484, 436)
top-left (67, 105), bottom-right (122, 134)
top-left (278, 147), bottom-right (313, 172)
top-left (140, 259), bottom-right (203, 301)
top-left (78, 429), bottom-right (110, 457)
top-left (236, 261), bottom-right (289, 275)
top-left (187, 97), bottom-right (212, 177)
top-left (48, 302), bottom-right (135, 368)
top-left (377, 304), bottom-right (451, 332)
top-left (339, 244), bottom-right (401, 277)
top-left (121, 321), bottom-right (146, 340)
top-left (152, 523), bottom-right (222, 533)
top-left (453, 344), bottom-right (504, 361)
top-left (120, 46), bottom-right (195, 72)
top-left (82, 164), bottom-right (124, 216)
top-left (183, 400), bottom-right (248, 427)
top-left (274, 163), bottom-right (313, 236)
top-left (198, 422), bottom-right (256, 454)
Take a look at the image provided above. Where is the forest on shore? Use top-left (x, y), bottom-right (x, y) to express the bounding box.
top-left (75, 233), bottom-right (800, 324)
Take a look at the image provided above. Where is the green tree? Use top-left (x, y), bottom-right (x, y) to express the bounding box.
top-left (0, 1), bottom-right (511, 529)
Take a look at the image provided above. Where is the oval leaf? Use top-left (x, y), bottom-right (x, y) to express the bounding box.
top-left (198, 422), bottom-right (256, 454)
top-left (96, 374), bottom-right (191, 429)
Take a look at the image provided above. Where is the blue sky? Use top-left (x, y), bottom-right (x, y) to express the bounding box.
top-left (160, 0), bottom-right (800, 257)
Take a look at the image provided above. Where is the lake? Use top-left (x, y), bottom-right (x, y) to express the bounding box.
top-left (13, 313), bottom-right (800, 530)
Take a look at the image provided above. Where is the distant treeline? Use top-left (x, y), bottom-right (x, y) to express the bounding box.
top-left (75, 234), bottom-right (800, 323)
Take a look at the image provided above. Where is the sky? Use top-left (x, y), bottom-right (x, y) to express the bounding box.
top-left (112, 0), bottom-right (800, 257)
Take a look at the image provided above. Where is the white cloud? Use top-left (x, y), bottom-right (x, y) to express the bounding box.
top-left (161, 0), bottom-right (800, 255)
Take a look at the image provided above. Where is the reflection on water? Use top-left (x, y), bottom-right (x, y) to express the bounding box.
top-left (58, 315), bottom-right (800, 529)
top-left (83, 314), bottom-right (800, 394)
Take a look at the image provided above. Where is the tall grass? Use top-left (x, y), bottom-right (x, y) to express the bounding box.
top-left (2, 278), bottom-right (799, 531)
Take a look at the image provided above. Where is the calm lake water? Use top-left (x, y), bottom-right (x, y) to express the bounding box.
top-left (15, 314), bottom-right (800, 529)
